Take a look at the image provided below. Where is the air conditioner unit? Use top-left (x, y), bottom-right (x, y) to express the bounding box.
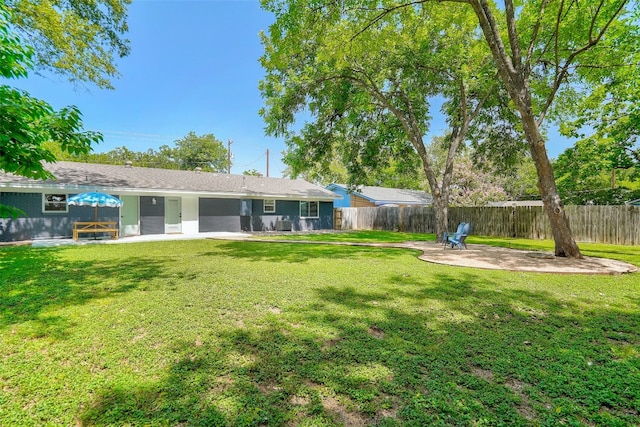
top-left (275, 220), bottom-right (292, 231)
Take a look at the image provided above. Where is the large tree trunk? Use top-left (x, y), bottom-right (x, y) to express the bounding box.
top-left (467, 0), bottom-right (582, 258)
top-left (432, 191), bottom-right (448, 243)
top-left (520, 112), bottom-right (582, 258)
top-left (419, 150), bottom-right (452, 243)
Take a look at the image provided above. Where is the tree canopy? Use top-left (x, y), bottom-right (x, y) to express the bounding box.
top-left (243, 169), bottom-right (264, 177)
top-left (553, 138), bottom-right (640, 205)
top-left (60, 132), bottom-right (230, 173)
top-left (554, 12), bottom-right (640, 205)
top-left (5, 0), bottom-right (131, 89)
top-left (260, 0), bottom-right (507, 240)
top-left (261, 0), bottom-right (638, 257)
top-left (171, 132), bottom-right (228, 172)
top-left (1, 4), bottom-right (99, 218)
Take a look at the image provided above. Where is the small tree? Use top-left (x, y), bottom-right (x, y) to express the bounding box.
top-left (448, 157), bottom-right (509, 207)
top-left (168, 132), bottom-right (228, 173)
top-left (243, 169), bottom-right (263, 177)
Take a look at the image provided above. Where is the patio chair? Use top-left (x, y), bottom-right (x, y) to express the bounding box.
top-left (448, 223), bottom-right (471, 249)
top-left (443, 222), bottom-right (466, 248)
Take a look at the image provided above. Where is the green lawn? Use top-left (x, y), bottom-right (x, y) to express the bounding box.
top-left (0, 234), bottom-right (638, 426)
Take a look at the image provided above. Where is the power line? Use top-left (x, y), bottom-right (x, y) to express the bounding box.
top-left (97, 130), bottom-right (182, 141)
top-left (234, 152), bottom-right (266, 168)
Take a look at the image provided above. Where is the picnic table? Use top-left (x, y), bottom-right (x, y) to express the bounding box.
top-left (73, 221), bottom-right (119, 241)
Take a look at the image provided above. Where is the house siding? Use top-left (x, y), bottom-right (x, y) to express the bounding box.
top-left (199, 198), bottom-right (242, 232)
top-left (140, 196), bottom-right (165, 235)
top-left (251, 200), bottom-right (333, 231)
top-left (181, 196), bottom-right (199, 234)
top-left (199, 198), bottom-right (333, 232)
top-left (327, 186), bottom-right (351, 208)
top-left (351, 195), bottom-right (376, 208)
top-left (1, 194), bottom-right (333, 241)
top-left (0, 192), bottom-right (120, 242)
top-left (1, 191), bottom-right (335, 241)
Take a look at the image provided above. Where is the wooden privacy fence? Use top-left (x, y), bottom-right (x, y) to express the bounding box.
top-left (335, 205), bottom-right (640, 245)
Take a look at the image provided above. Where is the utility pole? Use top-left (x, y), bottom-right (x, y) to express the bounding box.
top-left (227, 139), bottom-right (233, 174)
top-left (266, 149), bottom-right (269, 177)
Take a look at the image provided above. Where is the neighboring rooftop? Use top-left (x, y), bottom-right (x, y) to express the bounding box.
top-left (1, 161), bottom-right (336, 200)
top-left (327, 183), bottom-right (433, 206)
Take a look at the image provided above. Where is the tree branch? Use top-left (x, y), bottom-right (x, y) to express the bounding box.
top-left (470, 0), bottom-right (525, 113)
top-left (538, 0), bottom-right (629, 125)
top-left (504, 0), bottom-right (522, 69)
top-left (525, 0), bottom-right (551, 76)
top-left (350, 0), bottom-right (468, 41)
top-left (346, 63), bottom-right (444, 190)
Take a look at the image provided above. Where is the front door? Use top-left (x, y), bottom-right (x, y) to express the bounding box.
top-left (120, 195), bottom-right (139, 236)
top-left (165, 197), bottom-right (182, 233)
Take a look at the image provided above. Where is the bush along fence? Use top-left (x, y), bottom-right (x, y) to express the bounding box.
top-left (334, 205), bottom-right (640, 245)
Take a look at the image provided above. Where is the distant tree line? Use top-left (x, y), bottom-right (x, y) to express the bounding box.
top-left (57, 132), bottom-right (230, 173)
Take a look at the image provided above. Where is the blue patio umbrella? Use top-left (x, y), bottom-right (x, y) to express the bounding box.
top-left (67, 192), bottom-right (123, 221)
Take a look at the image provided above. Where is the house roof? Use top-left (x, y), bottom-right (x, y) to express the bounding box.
top-left (328, 183), bottom-right (432, 205)
top-left (1, 161), bottom-right (337, 200)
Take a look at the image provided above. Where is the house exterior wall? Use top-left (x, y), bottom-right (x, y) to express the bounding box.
top-left (181, 196), bottom-right (199, 234)
top-left (251, 200), bottom-right (333, 231)
top-left (327, 186), bottom-right (351, 208)
top-left (1, 191), bottom-right (334, 241)
top-left (198, 197), bottom-right (334, 232)
top-left (0, 191), bottom-right (119, 242)
top-left (199, 198), bottom-right (242, 232)
top-left (351, 195), bottom-right (376, 208)
top-left (140, 196), bottom-right (165, 235)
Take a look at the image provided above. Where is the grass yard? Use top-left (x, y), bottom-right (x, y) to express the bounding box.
top-left (0, 233), bottom-right (638, 426)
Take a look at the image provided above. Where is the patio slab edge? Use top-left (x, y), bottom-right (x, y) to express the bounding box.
top-left (239, 238), bottom-right (638, 275)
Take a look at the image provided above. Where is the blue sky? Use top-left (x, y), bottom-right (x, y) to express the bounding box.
top-left (14, 0), bottom-right (574, 179)
top-left (16, 0), bottom-right (286, 176)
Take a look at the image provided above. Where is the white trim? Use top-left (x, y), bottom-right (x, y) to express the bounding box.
top-left (299, 200), bottom-right (319, 218)
top-left (42, 193), bottom-right (69, 213)
top-left (263, 199), bottom-right (276, 213)
top-left (0, 183), bottom-right (336, 201)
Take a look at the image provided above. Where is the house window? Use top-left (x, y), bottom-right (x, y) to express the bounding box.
top-left (43, 193), bottom-right (68, 213)
top-left (300, 201), bottom-right (319, 218)
top-left (264, 199), bottom-right (276, 213)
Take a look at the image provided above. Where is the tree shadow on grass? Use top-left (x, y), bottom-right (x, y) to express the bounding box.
top-left (200, 240), bottom-right (408, 264)
top-left (0, 246), bottom-right (171, 335)
top-left (78, 270), bottom-right (639, 426)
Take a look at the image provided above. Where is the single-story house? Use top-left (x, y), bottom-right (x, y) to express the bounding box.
top-left (326, 183), bottom-right (433, 208)
top-left (0, 161), bottom-right (337, 242)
